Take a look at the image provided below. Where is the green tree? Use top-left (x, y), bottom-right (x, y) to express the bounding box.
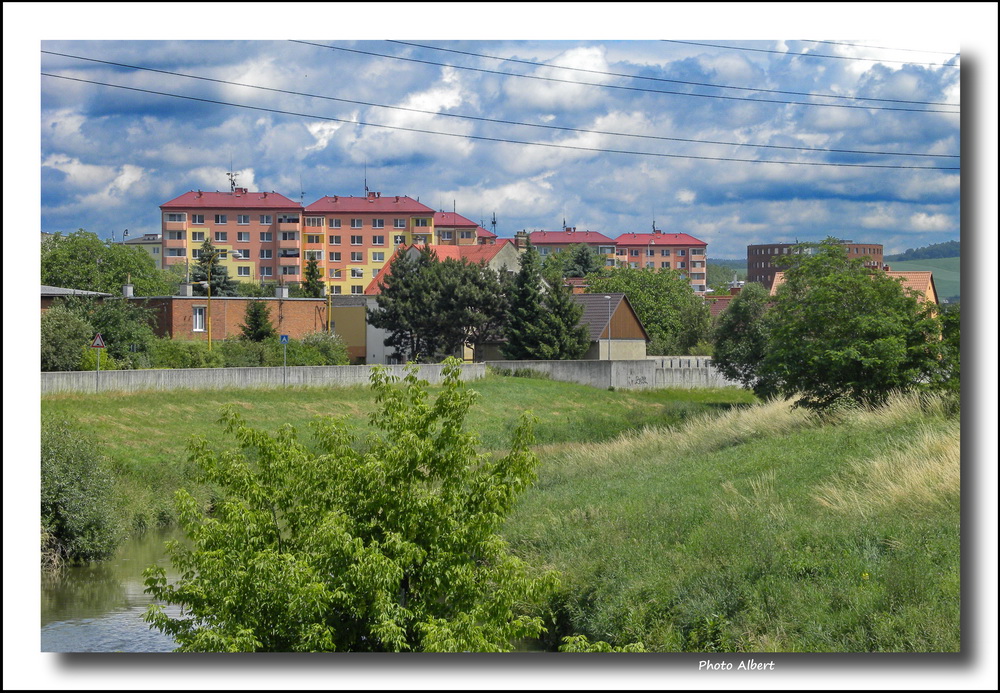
top-left (759, 239), bottom-right (944, 410)
top-left (301, 257), bottom-right (324, 298)
top-left (191, 240), bottom-right (239, 297)
top-left (41, 305), bottom-right (94, 372)
top-left (56, 295), bottom-right (157, 366)
top-left (144, 360), bottom-right (556, 652)
top-left (541, 244), bottom-right (603, 279)
top-left (41, 229), bottom-right (173, 296)
top-left (239, 300), bottom-right (277, 342)
top-left (585, 267), bottom-right (709, 355)
top-left (711, 282), bottom-right (772, 390)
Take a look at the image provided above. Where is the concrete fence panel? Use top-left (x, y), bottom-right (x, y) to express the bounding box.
top-left (486, 359), bottom-right (742, 390)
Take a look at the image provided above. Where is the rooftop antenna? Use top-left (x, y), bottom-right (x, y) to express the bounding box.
top-left (364, 161), bottom-right (369, 195)
top-left (299, 174), bottom-right (305, 204)
top-left (562, 217), bottom-right (567, 231)
top-left (491, 212), bottom-right (497, 236)
top-left (226, 157), bottom-right (238, 192)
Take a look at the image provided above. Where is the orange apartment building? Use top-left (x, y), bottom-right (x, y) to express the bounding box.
top-left (612, 230), bottom-right (709, 294)
top-left (523, 228), bottom-right (617, 267)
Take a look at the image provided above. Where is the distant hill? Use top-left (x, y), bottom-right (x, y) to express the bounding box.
top-left (885, 240), bottom-right (959, 262)
top-left (888, 257), bottom-right (961, 302)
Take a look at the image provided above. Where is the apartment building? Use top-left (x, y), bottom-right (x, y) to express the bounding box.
top-left (159, 188), bottom-right (303, 281)
top-left (613, 230), bottom-right (709, 294)
top-left (523, 228), bottom-right (617, 266)
top-left (432, 212), bottom-right (484, 246)
top-left (303, 192), bottom-right (436, 296)
top-left (123, 232), bottom-right (163, 267)
top-left (748, 241), bottom-right (884, 290)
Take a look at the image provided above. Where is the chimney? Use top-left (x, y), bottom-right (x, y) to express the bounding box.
top-left (275, 285), bottom-right (289, 299)
top-left (178, 282), bottom-right (194, 297)
top-left (122, 283), bottom-right (134, 298)
top-left (514, 230), bottom-right (529, 249)
top-left (395, 196), bottom-right (399, 203)
top-left (197, 190), bottom-right (202, 198)
top-left (333, 195), bottom-right (338, 202)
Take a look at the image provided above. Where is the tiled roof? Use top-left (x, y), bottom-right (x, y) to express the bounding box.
top-left (707, 295), bottom-right (735, 318)
top-left (161, 190), bottom-right (301, 209)
top-left (433, 212), bottom-right (478, 228)
top-left (614, 232), bottom-right (706, 247)
top-left (305, 194), bottom-right (434, 214)
top-left (770, 270), bottom-right (938, 303)
top-left (529, 230), bottom-right (614, 245)
top-left (364, 241), bottom-right (516, 295)
top-left (477, 226), bottom-right (497, 239)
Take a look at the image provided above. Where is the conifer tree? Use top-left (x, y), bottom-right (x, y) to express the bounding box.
top-left (239, 300), bottom-right (277, 342)
top-left (302, 258), bottom-right (324, 298)
top-left (191, 239), bottom-right (239, 297)
top-left (501, 241), bottom-right (549, 360)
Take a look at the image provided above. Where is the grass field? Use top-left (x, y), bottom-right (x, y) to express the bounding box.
top-left (887, 256), bottom-right (961, 300)
top-left (41, 375), bottom-right (959, 652)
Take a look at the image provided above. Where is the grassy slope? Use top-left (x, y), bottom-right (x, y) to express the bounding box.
top-left (503, 393), bottom-right (960, 652)
top-left (887, 256), bottom-right (961, 299)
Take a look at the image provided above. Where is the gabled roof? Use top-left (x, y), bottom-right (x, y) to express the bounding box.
top-left (571, 293), bottom-right (650, 342)
top-left (364, 241), bottom-right (517, 295)
top-left (529, 229), bottom-right (614, 245)
top-left (477, 226), bottom-right (497, 239)
top-left (770, 270), bottom-right (939, 304)
top-left (161, 190), bottom-right (301, 210)
top-left (433, 211), bottom-right (478, 228)
top-left (614, 231), bottom-right (706, 247)
top-left (305, 193), bottom-right (434, 214)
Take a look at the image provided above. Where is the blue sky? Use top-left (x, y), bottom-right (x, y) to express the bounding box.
top-left (27, 8), bottom-right (974, 259)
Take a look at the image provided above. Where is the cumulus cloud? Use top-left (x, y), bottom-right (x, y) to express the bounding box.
top-left (909, 212), bottom-right (952, 231)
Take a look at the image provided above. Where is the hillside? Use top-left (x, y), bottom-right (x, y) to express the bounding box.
top-left (888, 256), bottom-right (961, 301)
top-left (885, 240), bottom-right (960, 262)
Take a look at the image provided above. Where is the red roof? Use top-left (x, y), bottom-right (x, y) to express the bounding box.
top-left (614, 231), bottom-right (706, 247)
top-left (477, 226), bottom-right (497, 239)
top-left (161, 190), bottom-right (301, 210)
top-left (364, 240), bottom-right (514, 295)
top-left (433, 211), bottom-right (478, 228)
top-left (529, 229), bottom-right (614, 245)
top-left (305, 193), bottom-right (433, 214)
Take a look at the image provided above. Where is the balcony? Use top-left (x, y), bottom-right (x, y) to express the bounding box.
top-left (277, 220), bottom-right (300, 233)
top-left (162, 236), bottom-right (187, 249)
top-left (278, 237), bottom-right (300, 250)
top-left (163, 221), bottom-right (187, 233)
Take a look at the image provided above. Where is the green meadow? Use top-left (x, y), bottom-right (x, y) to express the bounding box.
top-left (41, 375), bottom-right (958, 652)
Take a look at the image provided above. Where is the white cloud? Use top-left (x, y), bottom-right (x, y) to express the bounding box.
top-left (502, 46), bottom-right (611, 111)
top-left (676, 189), bottom-right (696, 204)
top-left (909, 212), bottom-right (952, 231)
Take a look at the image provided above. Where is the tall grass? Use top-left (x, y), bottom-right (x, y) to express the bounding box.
top-left (504, 392), bottom-right (960, 652)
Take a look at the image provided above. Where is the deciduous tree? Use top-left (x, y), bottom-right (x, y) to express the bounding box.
top-left (41, 229), bottom-right (173, 296)
top-left (710, 282), bottom-right (772, 391)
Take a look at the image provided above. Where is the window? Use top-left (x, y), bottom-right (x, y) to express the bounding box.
top-left (677, 261), bottom-right (686, 268)
top-left (166, 248), bottom-right (185, 257)
top-left (280, 231), bottom-right (297, 241)
top-left (660, 261), bottom-right (671, 269)
top-left (372, 219), bottom-right (384, 229)
top-left (539, 247), bottom-right (551, 256)
top-left (351, 252), bottom-right (363, 262)
top-left (646, 261), bottom-right (654, 268)
top-left (152, 247), bottom-right (159, 254)
top-left (691, 261), bottom-right (704, 268)
top-left (690, 272), bottom-right (706, 280)
top-left (441, 231), bottom-right (453, 240)
top-left (164, 212), bottom-right (186, 222)
top-left (414, 218), bottom-right (430, 227)
top-left (191, 249), bottom-right (203, 259)
top-left (646, 248), bottom-right (655, 256)
top-left (281, 265), bottom-right (299, 276)
top-left (192, 214), bottom-right (205, 225)
top-left (630, 249), bottom-right (640, 257)
top-left (329, 269), bottom-right (342, 279)
top-left (214, 232), bottom-right (228, 242)
top-left (691, 248), bottom-right (705, 256)
top-left (372, 252), bottom-right (385, 262)
top-left (260, 232), bottom-right (273, 242)
top-left (461, 231), bottom-right (473, 239)
top-left (215, 214), bottom-right (227, 224)
top-left (351, 218), bottom-right (363, 229)
top-left (394, 218), bottom-right (406, 229)
top-left (372, 269), bottom-right (379, 277)
top-left (351, 235), bottom-right (363, 245)
top-left (166, 231), bottom-right (185, 240)
top-left (278, 249), bottom-right (299, 259)
top-left (259, 215), bottom-right (272, 225)
top-left (394, 235), bottom-right (406, 245)
top-left (306, 234), bottom-right (323, 244)
top-left (330, 284), bottom-right (342, 294)
top-left (372, 235), bottom-right (385, 246)
top-left (329, 252), bottom-right (341, 262)
top-left (277, 214), bottom-right (299, 224)
top-left (260, 266), bottom-right (273, 277)
top-left (237, 232), bottom-right (250, 242)
top-left (191, 231), bottom-right (205, 242)
top-left (305, 250), bottom-right (324, 261)
top-left (237, 215), bottom-right (250, 225)
top-left (305, 216), bottom-right (324, 228)
top-left (329, 218), bottom-right (342, 229)
top-left (260, 249), bottom-right (273, 259)
top-left (351, 285), bottom-right (364, 295)
top-left (237, 266), bottom-right (250, 277)
top-left (660, 249), bottom-right (670, 256)
top-left (351, 268), bottom-right (365, 278)
top-left (677, 249), bottom-right (686, 256)
top-left (192, 306), bottom-right (206, 332)
top-left (329, 235), bottom-right (341, 245)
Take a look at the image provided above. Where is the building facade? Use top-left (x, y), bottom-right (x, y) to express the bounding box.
top-left (524, 228), bottom-right (617, 266)
top-left (612, 230), bottom-right (709, 294)
top-left (748, 241), bottom-right (885, 290)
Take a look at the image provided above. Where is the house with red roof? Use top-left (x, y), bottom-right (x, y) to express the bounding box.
top-left (612, 230), bottom-right (709, 294)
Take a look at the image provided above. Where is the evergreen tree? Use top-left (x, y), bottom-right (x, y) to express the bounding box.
top-left (302, 257), bottom-right (324, 298)
top-left (239, 300), bottom-right (277, 342)
top-left (367, 247), bottom-right (438, 361)
top-left (501, 241), bottom-right (549, 360)
top-left (191, 239), bottom-right (239, 297)
top-left (540, 276), bottom-right (590, 359)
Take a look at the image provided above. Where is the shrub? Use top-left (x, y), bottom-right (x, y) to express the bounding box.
top-left (41, 418), bottom-right (125, 563)
top-left (41, 306), bottom-right (93, 372)
top-left (147, 339), bottom-right (224, 369)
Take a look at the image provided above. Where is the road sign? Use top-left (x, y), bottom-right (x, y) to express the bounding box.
top-left (280, 335), bottom-right (289, 344)
top-left (91, 333), bottom-right (106, 349)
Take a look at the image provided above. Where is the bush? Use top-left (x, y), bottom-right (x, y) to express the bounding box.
top-left (41, 306), bottom-right (93, 372)
top-left (78, 345), bottom-right (124, 371)
top-left (41, 418), bottom-right (125, 563)
top-left (147, 339), bottom-right (225, 369)
top-left (298, 331), bottom-right (350, 365)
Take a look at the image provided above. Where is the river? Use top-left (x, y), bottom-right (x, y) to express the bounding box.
top-left (40, 526), bottom-right (183, 653)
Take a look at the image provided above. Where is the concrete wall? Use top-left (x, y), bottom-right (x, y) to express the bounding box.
top-left (486, 357), bottom-right (741, 390)
top-left (41, 363), bottom-right (486, 395)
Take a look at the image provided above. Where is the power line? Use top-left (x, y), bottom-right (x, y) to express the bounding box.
top-left (291, 41), bottom-right (959, 115)
top-left (806, 39), bottom-right (960, 56)
top-left (662, 40), bottom-right (961, 68)
top-left (41, 50), bottom-right (958, 159)
top-left (40, 72), bottom-right (961, 171)
top-left (387, 40), bottom-right (958, 107)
